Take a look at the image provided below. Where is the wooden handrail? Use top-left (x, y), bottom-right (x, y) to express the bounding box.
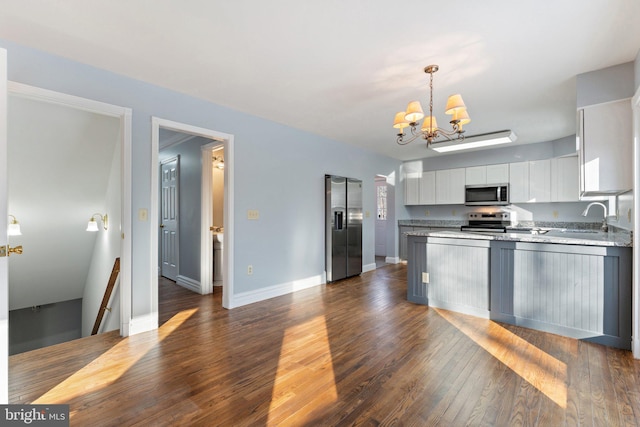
top-left (91, 257), bottom-right (121, 335)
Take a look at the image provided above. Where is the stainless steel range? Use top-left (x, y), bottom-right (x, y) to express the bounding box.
top-left (460, 211), bottom-right (514, 233)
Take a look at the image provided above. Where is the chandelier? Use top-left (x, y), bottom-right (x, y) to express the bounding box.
top-left (393, 65), bottom-right (470, 147)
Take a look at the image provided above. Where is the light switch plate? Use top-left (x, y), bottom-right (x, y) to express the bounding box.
top-left (138, 208), bottom-right (148, 221)
top-left (422, 272), bottom-right (429, 284)
top-left (247, 210), bottom-right (259, 220)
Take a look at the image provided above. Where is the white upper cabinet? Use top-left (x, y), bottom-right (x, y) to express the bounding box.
top-left (419, 171), bottom-right (436, 205)
top-left (465, 166), bottom-right (486, 185)
top-left (528, 160), bottom-right (551, 203)
top-left (551, 156), bottom-right (579, 202)
top-left (465, 164), bottom-right (509, 185)
top-left (436, 168), bottom-right (465, 204)
top-left (404, 171), bottom-right (436, 205)
top-left (486, 164), bottom-right (509, 184)
top-left (404, 156), bottom-right (577, 205)
top-left (509, 162), bottom-right (530, 203)
top-left (579, 99), bottom-right (632, 197)
top-left (404, 172), bottom-right (421, 205)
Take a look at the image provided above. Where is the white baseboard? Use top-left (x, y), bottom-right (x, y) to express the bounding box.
top-left (177, 275), bottom-right (201, 294)
top-left (229, 273), bottom-right (325, 309)
top-left (363, 263), bottom-right (376, 273)
top-left (213, 280), bottom-right (223, 287)
top-left (129, 313), bottom-right (158, 336)
top-left (634, 337), bottom-right (640, 359)
top-left (386, 256), bottom-right (400, 264)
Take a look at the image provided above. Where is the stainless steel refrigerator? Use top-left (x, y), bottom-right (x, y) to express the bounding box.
top-left (325, 175), bottom-right (362, 282)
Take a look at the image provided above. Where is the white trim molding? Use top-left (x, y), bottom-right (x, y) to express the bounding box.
top-left (151, 117), bottom-right (235, 316)
top-left (229, 274), bottom-right (325, 309)
top-left (363, 263), bottom-right (377, 273)
top-left (632, 86), bottom-right (640, 358)
top-left (176, 275), bottom-right (201, 293)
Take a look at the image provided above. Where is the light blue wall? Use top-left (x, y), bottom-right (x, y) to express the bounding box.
top-left (1, 39), bottom-right (402, 312)
top-left (576, 62), bottom-right (635, 107)
top-left (636, 50), bottom-right (640, 92)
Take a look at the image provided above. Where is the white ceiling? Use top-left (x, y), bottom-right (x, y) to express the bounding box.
top-left (1, 1), bottom-right (639, 161)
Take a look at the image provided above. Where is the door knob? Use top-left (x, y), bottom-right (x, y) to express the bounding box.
top-left (160, 224), bottom-right (165, 228)
top-left (0, 245), bottom-right (23, 257)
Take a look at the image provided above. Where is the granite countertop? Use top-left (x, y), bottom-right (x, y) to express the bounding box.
top-left (407, 229), bottom-right (632, 248)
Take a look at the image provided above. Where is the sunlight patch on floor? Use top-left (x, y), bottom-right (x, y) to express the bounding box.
top-left (268, 315), bottom-right (338, 426)
top-left (436, 308), bottom-right (567, 408)
top-left (33, 308), bottom-right (198, 408)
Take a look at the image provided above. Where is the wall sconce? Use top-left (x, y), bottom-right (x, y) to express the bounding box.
top-left (87, 213), bottom-right (108, 232)
top-left (213, 155), bottom-right (224, 170)
top-left (8, 214), bottom-right (21, 236)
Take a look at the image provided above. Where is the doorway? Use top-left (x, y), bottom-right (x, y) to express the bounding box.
top-left (374, 175), bottom-right (388, 268)
top-left (6, 83), bottom-right (132, 349)
top-left (151, 118), bottom-right (235, 313)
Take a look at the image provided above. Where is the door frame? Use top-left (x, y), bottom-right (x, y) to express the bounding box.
top-left (1, 47), bottom-right (8, 403)
top-left (632, 86), bottom-right (640, 359)
top-left (201, 140), bottom-right (224, 295)
top-left (151, 117), bottom-right (234, 310)
top-left (6, 81), bottom-right (133, 337)
top-left (374, 175), bottom-right (387, 258)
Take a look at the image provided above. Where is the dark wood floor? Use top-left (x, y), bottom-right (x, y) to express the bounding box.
top-left (9, 264), bottom-right (640, 426)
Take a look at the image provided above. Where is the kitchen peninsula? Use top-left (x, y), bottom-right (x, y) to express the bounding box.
top-left (406, 228), bottom-right (632, 349)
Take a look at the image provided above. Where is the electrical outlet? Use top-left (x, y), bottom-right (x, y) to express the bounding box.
top-left (553, 210), bottom-right (559, 218)
top-left (247, 265), bottom-right (253, 275)
top-left (365, 211), bottom-right (370, 218)
top-left (247, 210), bottom-right (259, 220)
top-left (425, 210), bottom-right (430, 217)
top-left (452, 210), bottom-right (456, 217)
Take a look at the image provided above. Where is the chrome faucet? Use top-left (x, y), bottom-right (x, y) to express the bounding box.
top-left (581, 202), bottom-right (608, 232)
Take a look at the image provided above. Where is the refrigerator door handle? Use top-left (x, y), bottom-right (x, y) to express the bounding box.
top-left (335, 211), bottom-right (344, 230)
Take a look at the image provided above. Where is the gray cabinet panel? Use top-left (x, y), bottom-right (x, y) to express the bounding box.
top-left (407, 235), bottom-right (428, 304)
top-left (490, 241), bottom-right (631, 349)
top-left (425, 238), bottom-right (490, 318)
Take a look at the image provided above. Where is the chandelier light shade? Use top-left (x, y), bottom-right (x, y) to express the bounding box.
top-left (394, 64), bottom-right (469, 148)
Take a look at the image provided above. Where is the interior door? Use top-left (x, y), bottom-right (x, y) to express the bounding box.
top-left (1, 47), bottom-right (9, 403)
top-left (160, 156), bottom-right (179, 281)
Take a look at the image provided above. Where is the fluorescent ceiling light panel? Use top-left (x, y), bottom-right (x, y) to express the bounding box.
top-left (431, 130), bottom-right (517, 153)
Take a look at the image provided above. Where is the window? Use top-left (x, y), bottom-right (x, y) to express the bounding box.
top-left (377, 184), bottom-right (387, 220)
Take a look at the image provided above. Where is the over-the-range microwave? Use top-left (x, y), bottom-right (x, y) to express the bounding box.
top-left (464, 184), bottom-right (509, 206)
